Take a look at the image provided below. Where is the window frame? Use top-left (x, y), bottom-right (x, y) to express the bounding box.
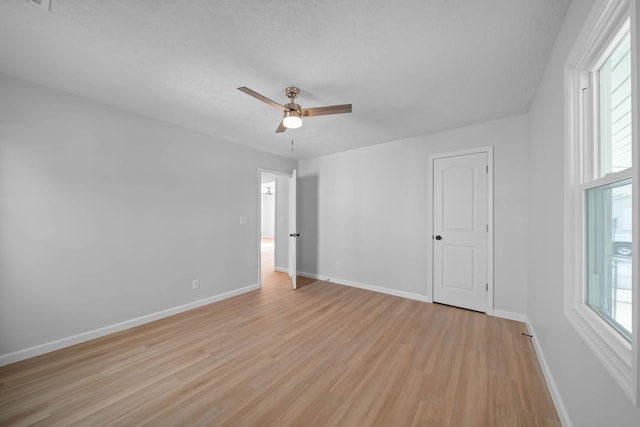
top-left (564, 0), bottom-right (639, 405)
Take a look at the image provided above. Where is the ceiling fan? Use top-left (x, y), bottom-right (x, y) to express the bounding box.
top-left (237, 86), bottom-right (352, 133)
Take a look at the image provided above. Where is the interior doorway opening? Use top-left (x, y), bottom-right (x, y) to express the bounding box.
top-left (259, 170), bottom-right (291, 289)
top-left (260, 173), bottom-right (277, 279)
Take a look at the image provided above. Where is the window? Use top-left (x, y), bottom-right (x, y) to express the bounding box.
top-left (599, 31), bottom-right (633, 176)
top-left (586, 179), bottom-right (632, 340)
top-left (584, 29), bottom-right (634, 342)
top-left (565, 0), bottom-right (637, 404)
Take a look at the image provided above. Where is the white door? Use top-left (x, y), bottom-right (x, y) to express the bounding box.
top-left (288, 169), bottom-right (298, 289)
top-left (433, 152), bottom-right (488, 312)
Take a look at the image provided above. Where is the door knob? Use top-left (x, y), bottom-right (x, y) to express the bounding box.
top-left (435, 235), bottom-right (442, 240)
top-left (290, 233), bottom-right (300, 237)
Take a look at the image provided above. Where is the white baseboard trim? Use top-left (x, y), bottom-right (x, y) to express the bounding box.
top-left (298, 271), bottom-right (432, 303)
top-left (0, 283), bottom-right (260, 367)
top-left (526, 320), bottom-right (572, 427)
top-left (274, 266), bottom-right (288, 273)
top-left (491, 309), bottom-right (528, 323)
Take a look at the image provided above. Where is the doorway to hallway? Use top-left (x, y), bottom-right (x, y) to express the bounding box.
top-left (259, 170), bottom-right (293, 289)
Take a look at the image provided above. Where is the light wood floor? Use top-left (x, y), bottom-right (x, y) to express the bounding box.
top-left (0, 248), bottom-right (559, 426)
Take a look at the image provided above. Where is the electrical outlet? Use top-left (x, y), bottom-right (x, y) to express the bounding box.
top-left (192, 279), bottom-right (200, 290)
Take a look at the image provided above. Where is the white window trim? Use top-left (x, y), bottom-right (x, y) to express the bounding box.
top-left (564, 0), bottom-right (639, 405)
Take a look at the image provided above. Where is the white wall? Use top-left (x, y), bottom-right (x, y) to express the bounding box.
top-left (274, 175), bottom-right (290, 271)
top-left (261, 191), bottom-right (275, 238)
top-left (298, 114), bottom-right (529, 316)
top-left (528, 0), bottom-right (640, 425)
top-left (0, 74), bottom-right (297, 359)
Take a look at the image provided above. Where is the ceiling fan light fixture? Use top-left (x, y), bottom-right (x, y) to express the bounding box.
top-left (282, 111), bottom-right (302, 129)
top-left (237, 86), bottom-right (351, 133)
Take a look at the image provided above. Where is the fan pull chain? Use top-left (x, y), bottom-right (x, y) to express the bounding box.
top-left (291, 139), bottom-right (294, 152)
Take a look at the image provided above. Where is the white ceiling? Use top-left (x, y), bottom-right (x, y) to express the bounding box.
top-left (0, 0), bottom-right (570, 160)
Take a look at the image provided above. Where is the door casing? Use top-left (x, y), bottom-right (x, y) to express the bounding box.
top-left (257, 168), bottom-right (293, 288)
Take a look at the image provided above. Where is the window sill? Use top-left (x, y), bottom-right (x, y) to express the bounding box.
top-left (566, 303), bottom-right (635, 402)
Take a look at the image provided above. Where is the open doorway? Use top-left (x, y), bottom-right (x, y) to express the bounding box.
top-left (259, 171), bottom-right (291, 288)
top-left (260, 173), bottom-right (276, 278)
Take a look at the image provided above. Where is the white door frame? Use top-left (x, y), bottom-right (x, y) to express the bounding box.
top-left (289, 169), bottom-right (298, 289)
top-left (428, 146), bottom-right (494, 315)
top-left (257, 168), bottom-right (292, 288)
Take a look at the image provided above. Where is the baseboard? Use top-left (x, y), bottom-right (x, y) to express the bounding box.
top-left (0, 283), bottom-right (260, 367)
top-left (298, 271), bottom-right (432, 303)
top-left (526, 320), bottom-right (572, 427)
top-left (274, 266), bottom-right (288, 273)
top-left (491, 309), bottom-right (528, 323)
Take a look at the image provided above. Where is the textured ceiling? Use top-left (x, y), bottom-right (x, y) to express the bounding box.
top-left (0, 0), bottom-right (570, 160)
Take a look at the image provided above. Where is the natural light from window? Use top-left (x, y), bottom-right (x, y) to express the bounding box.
top-left (599, 31), bottom-right (632, 176)
top-left (586, 180), bottom-right (632, 339)
top-left (566, 0), bottom-right (637, 403)
top-left (586, 28), bottom-right (633, 342)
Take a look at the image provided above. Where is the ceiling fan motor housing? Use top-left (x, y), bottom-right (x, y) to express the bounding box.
top-left (284, 102), bottom-right (301, 112)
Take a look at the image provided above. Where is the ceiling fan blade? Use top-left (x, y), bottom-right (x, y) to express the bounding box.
top-left (302, 104), bottom-right (352, 117)
top-left (275, 121), bottom-right (287, 133)
top-left (237, 87), bottom-right (287, 111)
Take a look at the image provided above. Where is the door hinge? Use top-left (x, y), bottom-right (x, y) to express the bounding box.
top-left (486, 283), bottom-right (488, 291)
top-left (486, 165), bottom-right (488, 173)
top-left (486, 224), bottom-right (489, 232)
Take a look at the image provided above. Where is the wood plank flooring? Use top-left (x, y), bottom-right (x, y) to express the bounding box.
top-left (0, 249), bottom-right (559, 426)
